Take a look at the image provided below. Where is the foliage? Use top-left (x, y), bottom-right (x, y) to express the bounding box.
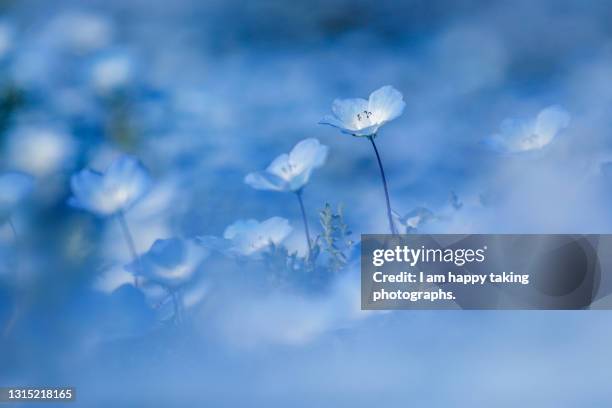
top-left (318, 203), bottom-right (353, 273)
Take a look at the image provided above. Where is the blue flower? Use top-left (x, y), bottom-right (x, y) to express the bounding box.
top-left (5, 126), bottom-right (76, 177)
top-left (486, 106), bottom-right (571, 153)
top-left (90, 51), bottom-right (134, 95)
top-left (69, 155), bottom-right (152, 216)
top-left (319, 85), bottom-right (406, 137)
top-left (48, 11), bottom-right (113, 54)
top-left (245, 138), bottom-right (328, 192)
top-left (0, 171), bottom-right (34, 220)
top-left (392, 207), bottom-right (435, 234)
top-left (223, 217), bottom-right (292, 256)
top-left (126, 238), bottom-right (208, 289)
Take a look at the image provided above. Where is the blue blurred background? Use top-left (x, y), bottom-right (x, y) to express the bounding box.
top-left (1, 0), bottom-right (612, 406)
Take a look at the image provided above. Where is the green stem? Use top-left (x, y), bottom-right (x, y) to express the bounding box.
top-left (368, 135), bottom-right (397, 234)
top-left (117, 210), bottom-right (140, 287)
top-left (296, 189), bottom-right (313, 258)
top-left (8, 218), bottom-right (19, 244)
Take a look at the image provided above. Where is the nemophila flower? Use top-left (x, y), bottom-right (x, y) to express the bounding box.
top-left (126, 238), bottom-right (208, 289)
top-left (319, 85), bottom-right (405, 137)
top-left (245, 138), bottom-right (328, 257)
top-left (486, 105), bottom-right (571, 153)
top-left (69, 155), bottom-right (151, 217)
top-left (6, 126), bottom-right (76, 177)
top-left (392, 207), bottom-right (434, 234)
top-left (223, 217), bottom-right (292, 256)
top-left (124, 237), bottom-right (209, 323)
top-left (48, 12), bottom-right (113, 54)
top-left (320, 85), bottom-right (406, 234)
top-left (0, 172), bottom-right (34, 222)
top-left (70, 155), bottom-right (152, 286)
top-left (245, 138), bottom-right (328, 193)
top-left (91, 52), bottom-right (134, 95)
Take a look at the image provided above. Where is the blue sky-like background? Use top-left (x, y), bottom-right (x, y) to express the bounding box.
top-left (1, 0), bottom-right (612, 406)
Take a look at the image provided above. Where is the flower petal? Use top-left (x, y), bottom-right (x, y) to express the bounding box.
top-left (286, 138), bottom-right (328, 190)
top-left (68, 155), bottom-right (152, 216)
top-left (195, 235), bottom-right (234, 255)
top-left (259, 217), bottom-right (293, 244)
top-left (223, 219), bottom-right (259, 240)
top-left (351, 124), bottom-right (382, 137)
top-left (486, 106), bottom-right (570, 154)
top-left (244, 171), bottom-right (288, 192)
top-left (222, 217), bottom-right (292, 256)
top-left (289, 138), bottom-right (328, 170)
top-left (265, 153), bottom-right (292, 180)
top-left (331, 98), bottom-right (369, 130)
top-left (104, 155), bottom-right (152, 209)
top-left (69, 169), bottom-right (108, 214)
top-left (534, 105), bottom-right (570, 147)
top-left (368, 85), bottom-right (406, 124)
top-left (318, 115), bottom-right (348, 131)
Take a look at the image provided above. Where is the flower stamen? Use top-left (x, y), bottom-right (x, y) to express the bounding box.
top-left (356, 110), bottom-right (373, 121)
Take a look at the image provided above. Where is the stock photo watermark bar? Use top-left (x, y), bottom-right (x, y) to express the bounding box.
top-left (0, 387), bottom-right (75, 403)
top-left (361, 234), bottom-right (612, 310)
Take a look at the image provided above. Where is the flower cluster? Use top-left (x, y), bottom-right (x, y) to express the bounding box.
top-left (51, 86), bottom-right (408, 323)
top-left (0, 73), bottom-right (575, 334)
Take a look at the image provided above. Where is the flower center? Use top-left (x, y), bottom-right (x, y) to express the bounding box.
top-left (251, 234), bottom-right (265, 249)
top-left (112, 187), bottom-right (130, 204)
top-left (356, 110), bottom-right (373, 121)
top-left (279, 163), bottom-right (296, 177)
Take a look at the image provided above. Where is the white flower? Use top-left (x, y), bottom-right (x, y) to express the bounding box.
top-left (6, 126), bottom-right (76, 177)
top-left (487, 105), bottom-right (571, 153)
top-left (91, 52), bottom-right (133, 94)
top-left (69, 155), bottom-right (152, 217)
top-left (223, 217), bottom-right (292, 256)
top-left (245, 138), bottom-right (328, 192)
top-left (0, 171), bottom-right (34, 220)
top-left (49, 12), bottom-right (113, 53)
top-left (126, 238), bottom-right (208, 289)
top-left (392, 207), bottom-right (434, 234)
top-left (319, 85), bottom-right (406, 137)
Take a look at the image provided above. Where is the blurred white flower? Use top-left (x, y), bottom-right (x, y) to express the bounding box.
top-left (245, 138), bottom-right (328, 192)
top-left (91, 52), bottom-right (133, 94)
top-left (6, 126), bottom-right (76, 177)
top-left (49, 12), bottom-right (113, 53)
top-left (126, 238), bottom-right (208, 289)
top-left (69, 155), bottom-right (152, 217)
top-left (392, 207), bottom-right (434, 234)
top-left (0, 22), bottom-right (14, 59)
top-left (487, 105), bottom-right (571, 153)
top-left (319, 85), bottom-right (406, 137)
top-left (223, 217), bottom-right (292, 256)
top-left (0, 172), bottom-right (34, 221)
